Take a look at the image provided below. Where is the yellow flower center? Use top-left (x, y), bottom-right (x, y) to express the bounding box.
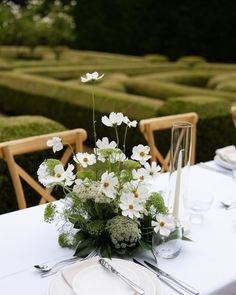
top-left (140, 175), bottom-right (144, 180)
top-left (129, 204), bottom-right (134, 209)
top-left (139, 151), bottom-right (145, 157)
top-left (160, 221), bottom-right (165, 227)
top-left (83, 157), bottom-right (88, 162)
top-left (134, 191), bottom-right (139, 198)
top-left (103, 181), bottom-right (109, 188)
top-left (56, 172), bottom-right (62, 178)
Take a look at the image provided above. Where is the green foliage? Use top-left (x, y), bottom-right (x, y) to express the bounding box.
top-left (146, 192), bottom-right (168, 215)
top-left (44, 202), bottom-right (57, 222)
top-left (0, 115), bottom-right (66, 214)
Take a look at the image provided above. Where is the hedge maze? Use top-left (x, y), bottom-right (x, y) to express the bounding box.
top-left (0, 47), bottom-right (235, 213)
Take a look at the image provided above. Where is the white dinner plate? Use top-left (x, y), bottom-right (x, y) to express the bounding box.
top-left (214, 155), bottom-right (236, 170)
top-left (48, 258), bottom-right (163, 295)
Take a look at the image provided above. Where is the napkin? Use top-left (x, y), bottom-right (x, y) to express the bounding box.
top-left (61, 256), bottom-right (99, 287)
top-left (216, 145), bottom-right (236, 165)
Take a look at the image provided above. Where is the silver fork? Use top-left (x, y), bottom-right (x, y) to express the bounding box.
top-left (40, 250), bottom-right (97, 278)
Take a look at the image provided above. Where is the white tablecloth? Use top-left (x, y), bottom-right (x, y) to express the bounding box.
top-left (0, 162), bottom-right (236, 295)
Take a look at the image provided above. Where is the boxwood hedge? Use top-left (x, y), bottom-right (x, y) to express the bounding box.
top-left (0, 115), bottom-right (66, 214)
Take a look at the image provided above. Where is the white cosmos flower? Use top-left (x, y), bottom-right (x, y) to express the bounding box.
top-left (131, 144), bottom-right (151, 165)
top-left (123, 116), bottom-right (137, 128)
top-left (73, 152), bottom-right (96, 168)
top-left (96, 137), bottom-right (117, 149)
top-left (101, 112), bottom-right (124, 127)
top-left (37, 162), bottom-right (50, 187)
top-left (81, 72), bottom-right (104, 83)
top-left (38, 163), bottom-right (75, 187)
top-left (122, 181), bottom-right (149, 202)
top-left (144, 162), bottom-right (161, 178)
top-left (119, 193), bottom-right (144, 219)
top-left (151, 214), bottom-right (176, 236)
top-left (47, 137), bottom-right (63, 153)
top-left (100, 171), bottom-right (118, 199)
top-left (132, 168), bottom-right (149, 182)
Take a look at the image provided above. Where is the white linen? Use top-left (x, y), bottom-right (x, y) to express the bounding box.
top-left (0, 163), bottom-right (236, 295)
top-left (216, 145), bottom-right (236, 165)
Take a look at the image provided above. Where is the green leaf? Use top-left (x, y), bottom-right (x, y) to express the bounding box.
top-left (182, 236), bottom-right (192, 242)
top-left (123, 160), bottom-right (141, 170)
top-left (77, 169), bottom-right (96, 180)
top-left (100, 243), bottom-right (112, 259)
top-left (138, 239), bottom-right (152, 250)
top-left (74, 239), bottom-right (96, 257)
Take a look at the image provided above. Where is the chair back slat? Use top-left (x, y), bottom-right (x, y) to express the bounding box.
top-left (0, 128), bottom-right (87, 210)
top-left (139, 112), bottom-right (198, 172)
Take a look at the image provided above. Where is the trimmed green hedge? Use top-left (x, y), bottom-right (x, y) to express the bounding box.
top-left (123, 78), bottom-right (236, 102)
top-left (0, 115), bottom-right (66, 214)
top-left (0, 72), bottom-right (163, 152)
top-left (207, 73), bottom-right (236, 89)
top-left (15, 63), bottom-right (189, 80)
top-left (157, 96), bottom-right (236, 161)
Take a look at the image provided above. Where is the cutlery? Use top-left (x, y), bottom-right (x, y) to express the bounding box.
top-left (220, 200), bottom-right (236, 210)
top-left (133, 258), bottom-right (196, 295)
top-left (99, 258), bottom-right (145, 295)
top-left (34, 256), bottom-right (79, 273)
top-left (144, 260), bottom-right (199, 295)
top-left (40, 250), bottom-right (97, 278)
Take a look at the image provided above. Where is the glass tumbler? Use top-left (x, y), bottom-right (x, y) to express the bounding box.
top-left (152, 216), bottom-right (182, 259)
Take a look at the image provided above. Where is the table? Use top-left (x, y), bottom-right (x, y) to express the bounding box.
top-left (0, 162), bottom-right (236, 295)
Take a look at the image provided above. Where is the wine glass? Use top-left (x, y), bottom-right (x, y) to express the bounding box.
top-left (184, 190), bottom-right (214, 224)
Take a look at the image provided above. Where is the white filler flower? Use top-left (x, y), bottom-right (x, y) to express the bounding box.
top-left (81, 72), bottom-right (104, 83)
top-left (131, 144), bottom-right (151, 165)
top-left (123, 116), bottom-right (137, 128)
top-left (73, 152), bottom-right (96, 168)
top-left (152, 213), bottom-right (176, 236)
top-left (100, 171), bottom-right (118, 199)
top-left (101, 112), bottom-right (124, 127)
top-left (120, 194), bottom-right (144, 219)
top-left (47, 137), bottom-right (63, 153)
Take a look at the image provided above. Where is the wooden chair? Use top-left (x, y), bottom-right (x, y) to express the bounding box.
top-left (0, 129), bottom-right (87, 209)
top-left (231, 105), bottom-right (236, 128)
top-left (139, 112), bottom-right (198, 172)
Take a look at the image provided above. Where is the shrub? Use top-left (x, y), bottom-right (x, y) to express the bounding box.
top-left (207, 73), bottom-right (236, 89)
top-left (157, 96), bottom-right (236, 162)
top-left (0, 115), bottom-right (66, 214)
top-left (123, 78), bottom-right (236, 102)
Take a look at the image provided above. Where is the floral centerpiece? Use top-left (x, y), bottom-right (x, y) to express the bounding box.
top-left (38, 72), bottom-right (170, 258)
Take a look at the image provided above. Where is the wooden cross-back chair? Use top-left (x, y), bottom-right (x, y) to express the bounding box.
top-left (231, 105), bottom-right (236, 128)
top-left (0, 128), bottom-right (87, 210)
top-left (139, 112), bottom-right (199, 172)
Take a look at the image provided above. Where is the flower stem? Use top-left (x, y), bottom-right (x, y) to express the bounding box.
top-left (122, 125), bottom-right (128, 154)
top-left (92, 85), bottom-right (97, 146)
top-left (114, 126), bottom-right (119, 147)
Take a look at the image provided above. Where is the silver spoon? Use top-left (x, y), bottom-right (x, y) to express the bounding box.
top-left (34, 256), bottom-right (80, 273)
top-left (34, 250), bottom-right (97, 273)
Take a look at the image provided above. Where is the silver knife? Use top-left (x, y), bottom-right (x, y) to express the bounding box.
top-left (99, 259), bottom-right (145, 295)
top-left (133, 258), bottom-right (193, 295)
top-left (144, 260), bottom-right (199, 295)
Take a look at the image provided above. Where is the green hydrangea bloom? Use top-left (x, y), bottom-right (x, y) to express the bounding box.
top-left (106, 216), bottom-right (141, 249)
top-left (87, 220), bottom-right (105, 237)
top-left (44, 203), bottom-right (57, 223)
